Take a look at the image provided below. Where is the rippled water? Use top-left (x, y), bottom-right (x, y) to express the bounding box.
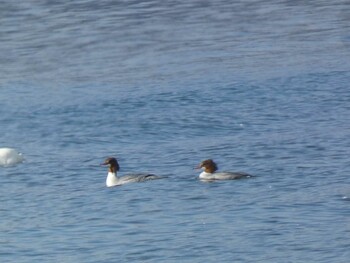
top-left (1, 1), bottom-right (350, 262)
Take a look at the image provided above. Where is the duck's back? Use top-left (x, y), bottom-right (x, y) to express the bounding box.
top-left (213, 171), bottom-right (252, 180)
top-left (120, 173), bottom-right (160, 183)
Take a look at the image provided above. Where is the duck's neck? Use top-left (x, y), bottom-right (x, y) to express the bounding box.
top-left (106, 171), bottom-right (119, 187)
top-left (204, 167), bottom-right (215, 173)
top-left (109, 166), bottom-right (117, 173)
top-left (199, 167), bottom-right (215, 179)
top-left (199, 171), bottom-right (213, 179)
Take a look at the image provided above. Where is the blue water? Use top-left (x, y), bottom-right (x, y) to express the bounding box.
top-left (1, 1), bottom-right (350, 262)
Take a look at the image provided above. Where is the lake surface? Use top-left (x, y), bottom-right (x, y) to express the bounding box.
top-left (1, 1), bottom-right (350, 262)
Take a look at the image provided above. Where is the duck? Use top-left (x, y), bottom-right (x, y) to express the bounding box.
top-left (196, 159), bottom-right (252, 181)
top-left (101, 157), bottom-right (161, 187)
top-left (0, 148), bottom-right (24, 167)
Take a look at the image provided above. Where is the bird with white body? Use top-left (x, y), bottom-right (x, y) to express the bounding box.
top-left (0, 148), bottom-right (24, 167)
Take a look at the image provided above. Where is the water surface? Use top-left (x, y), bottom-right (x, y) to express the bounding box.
top-left (1, 1), bottom-right (350, 262)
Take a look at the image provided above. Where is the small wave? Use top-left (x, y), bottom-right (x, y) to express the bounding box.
top-left (342, 196), bottom-right (350, 201)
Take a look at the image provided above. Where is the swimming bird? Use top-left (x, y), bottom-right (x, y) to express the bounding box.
top-left (196, 159), bottom-right (252, 181)
top-left (0, 148), bottom-right (24, 167)
top-left (101, 157), bottom-right (161, 187)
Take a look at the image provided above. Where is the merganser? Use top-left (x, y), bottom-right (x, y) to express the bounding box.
top-left (196, 159), bottom-right (252, 181)
top-left (101, 157), bottom-right (161, 187)
top-left (0, 148), bottom-right (24, 167)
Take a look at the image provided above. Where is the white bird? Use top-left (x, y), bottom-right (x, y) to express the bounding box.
top-left (0, 148), bottom-right (24, 167)
top-left (101, 157), bottom-right (161, 187)
top-left (196, 159), bottom-right (252, 181)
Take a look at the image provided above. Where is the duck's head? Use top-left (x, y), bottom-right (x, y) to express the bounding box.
top-left (101, 157), bottom-right (120, 173)
top-left (196, 159), bottom-right (218, 173)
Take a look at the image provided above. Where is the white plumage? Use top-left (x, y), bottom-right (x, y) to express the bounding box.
top-left (0, 148), bottom-right (24, 167)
